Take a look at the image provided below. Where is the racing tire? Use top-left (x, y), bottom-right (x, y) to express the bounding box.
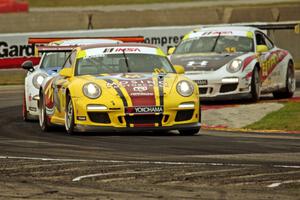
top-left (250, 67), bottom-right (261, 102)
top-left (39, 93), bottom-right (52, 132)
top-left (65, 95), bottom-right (75, 135)
top-left (273, 61), bottom-right (295, 99)
top-left (22, 92), bottom-right (30, 122)
top-left (179, 128), bottom-right (200, 136)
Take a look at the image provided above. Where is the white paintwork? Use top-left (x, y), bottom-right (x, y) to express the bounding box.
top-left (171, 26), bottom-right (294, 99)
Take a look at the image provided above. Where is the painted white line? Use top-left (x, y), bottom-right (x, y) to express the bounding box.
top-left (267, 180), bottom-right (300, 188)
top-left (267, 183), bottom-right (282, 188)
top-left (0, 155), bottom-right (258, 167)
top-left (1, 155), bottom-right (300, 169)
top-left (72, 170), bottom-right (160, 182)
top-left (0, 156), bottom-right (88, 162)
top-left (274, 165), bottom-right (300, 169)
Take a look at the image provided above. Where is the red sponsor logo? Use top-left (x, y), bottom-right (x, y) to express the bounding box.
top-left (202, 31), bottom-right (233, 36)
top-left (114, 48), bottom-right (141, 52)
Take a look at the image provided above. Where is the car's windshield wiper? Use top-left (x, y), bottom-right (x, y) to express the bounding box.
top-left (122, 50), bottom-right (131, 73)
top-left (210, 33), bottom-right (221, 52)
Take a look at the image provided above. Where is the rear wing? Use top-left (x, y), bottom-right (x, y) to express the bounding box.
top-left (247, 21), bottom-right (300, 31)
top-left (30, 36), bottom-right (144, 56)
top-left (28, 36), bottom-right (144, 45)
top-left (199, 21), bottom-right (300, 33)
top-left (37, 46), bottom-right (74, 53)
top-left (34, 46), bottom-right (75, 57)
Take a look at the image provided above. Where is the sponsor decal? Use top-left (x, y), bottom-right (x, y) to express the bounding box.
top-left (121, 74), bottom-right (143, 79)
top-left (187, 61), bottom-right (208, 68)
top-left (133, 86), bottom-right (148, 92)
top-left (103, 48), bottom-right (142, 53)
top-left (260, 50), bottom-right (288, 81)
top-left (201, 31), bottom-right (233, 36)
top-left (44, 78), bottom-right (55, 115)
top-left (123, 77), bottom-right (156, 106)
top-left (0, 41), bottom-right (34, 57)
top-left (194, 80), bottom-right (208, 86)
top-left (130, 92), bottom-right (154, 96)
top-left (106, 79), bottom-right (165, 88)
top-left (144, 35), bottom-right (184, 50)
top-left (126, 106), bottom-right (163, 114)
top-left (115, 48), bottom-right (141, 52)
top-left (103, 48), bottom-right (114, 53)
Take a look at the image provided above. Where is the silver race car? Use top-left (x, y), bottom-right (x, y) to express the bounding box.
top-left (22, 38), bottom-right (123, 121)
top-left (169, 26), bottom-right (296, 101)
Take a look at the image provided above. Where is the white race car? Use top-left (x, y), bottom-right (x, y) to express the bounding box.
top-left (169, 26), bottom-right (296, 101)
top-left (22, 38), bottom-right (123, 121)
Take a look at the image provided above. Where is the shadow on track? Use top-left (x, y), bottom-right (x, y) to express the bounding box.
top-left (43, 126), bottom-right (199, 137)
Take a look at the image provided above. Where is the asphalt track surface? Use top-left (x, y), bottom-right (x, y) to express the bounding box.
top-left (0, 86), bottom-right (300, 199)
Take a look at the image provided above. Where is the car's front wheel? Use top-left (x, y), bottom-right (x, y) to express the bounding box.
top-left (273, 61), bottom-right (295, 99)
top-left (22, 92), bottom-right (30, 121)
top-left (39, 93), bottom-right (52, 132)
top-left (65, 95), bottom-right (75, 135)
top-left (250, 67), bottom-right (261, 102)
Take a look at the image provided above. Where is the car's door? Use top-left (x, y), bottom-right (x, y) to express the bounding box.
top-left (255, 31), bottom-right (279, 90)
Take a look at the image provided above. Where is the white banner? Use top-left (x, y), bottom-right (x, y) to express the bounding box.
top-left (0, 25), bottom-right (201, 58)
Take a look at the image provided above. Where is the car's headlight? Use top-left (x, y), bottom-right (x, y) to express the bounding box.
top-left (32, 73), bottom-right (47, 89)
top-left (227, 59), bottom-right (243, 73)
top-left (82, 83), bottom-right (101, 99)
top-left (176, 80), bottom-right (194, 97)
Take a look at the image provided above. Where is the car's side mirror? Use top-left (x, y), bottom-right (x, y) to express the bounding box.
top-left (168, 47), bottom-right (176, 55)
top-left (59, 68), bottom-right (72, 78)
top-left (174, 65), bottom-right (185, 74)
top-left (22, 60), bottom-right (34, 72)
top-left (256, 45), bottom-right (268, 53)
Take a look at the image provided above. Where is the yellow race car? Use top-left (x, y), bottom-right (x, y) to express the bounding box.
top-left (38, 43), bottom-right (201, 135)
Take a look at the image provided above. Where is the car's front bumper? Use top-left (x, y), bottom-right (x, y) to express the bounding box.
top-left (186, 73), bottom-right (252, 100)
top-left (75, 122), bottom-right (201, 132)
top-left (61, 95), bottom-right (201, 132)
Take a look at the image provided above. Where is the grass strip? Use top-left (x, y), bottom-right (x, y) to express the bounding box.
top-left (245, 102), bottom-right (300, 131)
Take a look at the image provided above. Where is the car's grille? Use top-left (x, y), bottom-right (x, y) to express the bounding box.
top-left (125, 114), bottom-right (163, 124)
top-left (199, 87), bottom-right (208, 95)
top-left (220, 83), bottom-right (238, 93)
top-left (175, 110), bottom-right (194, 122)
top-left (88, 112), bottom-right (111, 124)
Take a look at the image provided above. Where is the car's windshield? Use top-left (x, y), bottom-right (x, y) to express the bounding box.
top-left (75, 53), bottom-right (174, 75)
top-left (175, 36), bottom-right (254, 54)
top-left (40, 52), bottom-right (70, 69)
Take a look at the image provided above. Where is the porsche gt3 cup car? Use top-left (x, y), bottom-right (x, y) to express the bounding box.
top-left (22, 39), bottom-right (122, 121)
top-left (169, 26), bottom-right (296, 101)
top-left (38, 43), bottom-right (201, 135)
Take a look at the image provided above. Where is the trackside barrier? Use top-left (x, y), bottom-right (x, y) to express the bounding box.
top-left (0, 21), bottom-right (299, 69)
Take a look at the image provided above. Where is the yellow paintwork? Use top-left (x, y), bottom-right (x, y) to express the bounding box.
top-left (173, 65), bottom-right (185, 74)
top-left (167, 47), bottom-right (176, 55)
top-left (44, 46), bottom-right (200, 129)
top-left (256, 45), bottom-right (269, 53)
top-left (246, 31), bottom-right (254, 38)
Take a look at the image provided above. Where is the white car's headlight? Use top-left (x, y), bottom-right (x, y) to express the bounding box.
top-left (32, 73), bottom-right (47, 89)
top-left (83, 83), bottom-right (101, 99)
top-left (227, 59), bottom-right (243, 73)
top-left (177, 80), bottom-right (194, 97)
